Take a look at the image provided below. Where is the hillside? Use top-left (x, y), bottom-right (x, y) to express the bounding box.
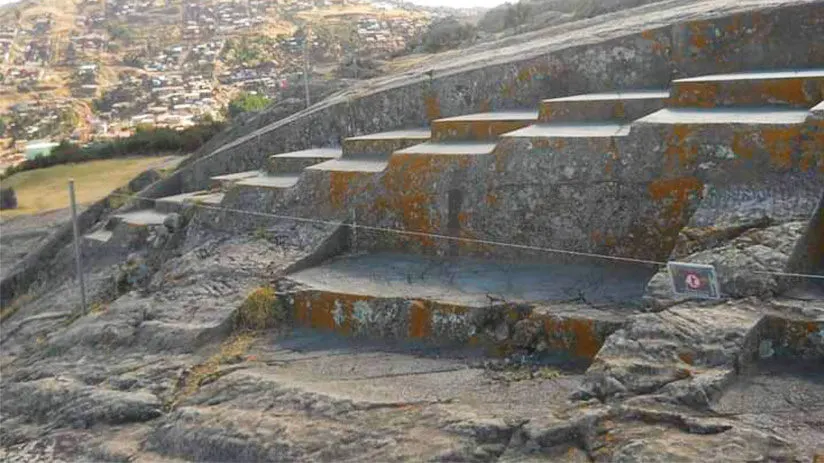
top-left (0, 0), bottom-right (686, 173)
top-left (0, 0), bottom-right (455, 171)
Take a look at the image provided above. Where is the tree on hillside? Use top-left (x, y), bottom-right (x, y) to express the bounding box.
top-left (226, 92), bottom-right (272, 120)
top-left (106, 22), bottom-right (135, 46)
top-left (421, 17), bottom-right (478, 53)
top-left (515, 1), bottom-right (531, 29)
top-left (59, 108), bottom-right (80, 133)
top-left (504, 1), bottom-right (532, 32)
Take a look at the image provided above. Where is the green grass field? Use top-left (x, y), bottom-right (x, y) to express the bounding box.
top-left (0, 156), bottom-right (179, 218)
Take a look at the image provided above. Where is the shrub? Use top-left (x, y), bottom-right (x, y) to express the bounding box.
top-left (0, 187), bottom-right (17, 210)
top-left (422, 17), bottom-right (478, 53)
top-left (226, 92), bottom-right (271, 120)
top-left (0, 121), bottom-right (225, 180)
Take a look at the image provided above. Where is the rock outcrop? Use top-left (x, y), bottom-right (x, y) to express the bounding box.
top-left (2, 1), bottom-right (823, 461)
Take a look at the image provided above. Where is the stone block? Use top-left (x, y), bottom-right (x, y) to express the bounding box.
top-left (266, 148), bottom-right (341, 174)
top-left (538, 90), bottom-right (669, 123)
top-left (431, 112), bottom-right (537, 142)
top-left (670, 70), bottom-right (824, 108)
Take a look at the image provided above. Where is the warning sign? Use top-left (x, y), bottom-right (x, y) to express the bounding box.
top-left (667, 262), bottom-right (721, 299)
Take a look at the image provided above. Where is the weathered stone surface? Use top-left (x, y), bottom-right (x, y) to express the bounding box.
top-left (162, 212), bottom-right (182, 232)
top-left (646, 221), bottom-right (807, 304)
top-left (3, 3), bottom-right (824, 462)
top-left (538, 90), bottom-right (669, 123)
top-left (577, 302), bottom-right (763, 401)
top-left (669, 70), bottom-right (824, 108)
top-left (1, 378), bottom-right (162, 428)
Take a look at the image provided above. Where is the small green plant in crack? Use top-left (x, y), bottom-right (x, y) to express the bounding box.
top-left (89, 302), bottom-right (108, 314)
top-left (486, 363), bottom-right (563, 382)
top-left (43, 343), bottom-right (67, 358)
top-left (253, 227), bottom-right (269, 241)
top-left (165, 333), bottom-right (254, 411)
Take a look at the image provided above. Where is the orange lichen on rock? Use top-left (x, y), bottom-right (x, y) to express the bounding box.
top-left (732, 131), bottom-right (756, 160)
top-left (293, 292), bottom-right (311, 326)
top-left (761, 126), bottom-right (802, 170)
top-left (541, 316), bottom-right (602, 359)
top-left (425, 92), bottom-right (441, 122)
top-left (753, 79), bottom-right (813, 106)
top-left (663, 125), bottom-right (699, 172)
top-left (640, 29), bottom-right (666, 54)
top-left (381, 154), bottom-right (443, 249)
top-left (308, 294), bottom-right (338, 331)
top-left (672, 82), bottom-right (717, 107)
top-left (408, 300), bottom-right (432, 339)
top-left (688, 20), bottom-right (712, 49)
top-left (648, 176), bottom-right (703, 219)
top-left (329, 171), bottom-right (369, 210)
top-left (432, 120), bottom-right (532, 141)
top-left (294, 291), bottom-right (375, 334)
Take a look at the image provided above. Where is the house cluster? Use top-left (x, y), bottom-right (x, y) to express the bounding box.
top-left (106, 0), bottom-right (157, 20)
top-left (186, 40), bottom-right (224, 69)
top-left (0, 26), bottom-right (16, 64)
top-left (75, 8), bottom-right (107, 30)
top-left (7, 15), bottom-right (56, 66)
top-left (134, 40), bottom-right (222, 76)
top-left (154, 44), bottom-right (185, 72)
top-left (67, 32), bottom-right (107, 59)
top-left (1, 67), bottom-right (43, 90)
top-left (354, 15), bottom-right (429, 56)
top-left (182, 0), bottom-right (272, 40)
top-left (71, 63), bottom-right (99, 98)
top-left (0, 0), bottom-right (440, 166)
top-left (218, 61), bottom-right (287, 97)
top-left (99, 72), bottom-right (219, 131)
top-left (3, 99), bottom-right (75, 141)
top-left (280, 0), bottom-right (354, 15)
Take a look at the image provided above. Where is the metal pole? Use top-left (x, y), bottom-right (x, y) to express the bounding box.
top-left (68, 180), bottom-right (87, 314)
top-left (351, 209), bottom-right (357, 252)
top-left (302, 33), bottom-right (311, 109)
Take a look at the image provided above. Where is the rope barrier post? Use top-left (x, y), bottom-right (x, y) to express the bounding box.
top-left (68, 179), bottom-right (87, 315)
top-left (351, 209), bottom-right (357, 253)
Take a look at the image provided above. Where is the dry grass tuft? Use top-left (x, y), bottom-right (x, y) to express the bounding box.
top-left (0, 293), bottom-right (33, 322)
top-left (234, 286), bottom-right (288, 331)
top-left (166, 333), bottom-right (255, 410)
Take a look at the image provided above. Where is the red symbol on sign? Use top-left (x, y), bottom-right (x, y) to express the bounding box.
top-left (685, 273), bottom-right (702, 289)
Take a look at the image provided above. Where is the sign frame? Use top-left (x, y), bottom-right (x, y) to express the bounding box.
top-left (666, 261), bottom-right (721, 300)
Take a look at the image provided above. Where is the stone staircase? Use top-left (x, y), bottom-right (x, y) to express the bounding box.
top-left (310, 129), bottom-right (430, 172)
top-left (133, 67), bottom-right (823, 359)
top-left (636, 69), bottom-right (824, 228)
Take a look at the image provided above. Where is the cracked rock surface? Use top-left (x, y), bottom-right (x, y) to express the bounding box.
top-left (2, 211), bottom-right (823, 461)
